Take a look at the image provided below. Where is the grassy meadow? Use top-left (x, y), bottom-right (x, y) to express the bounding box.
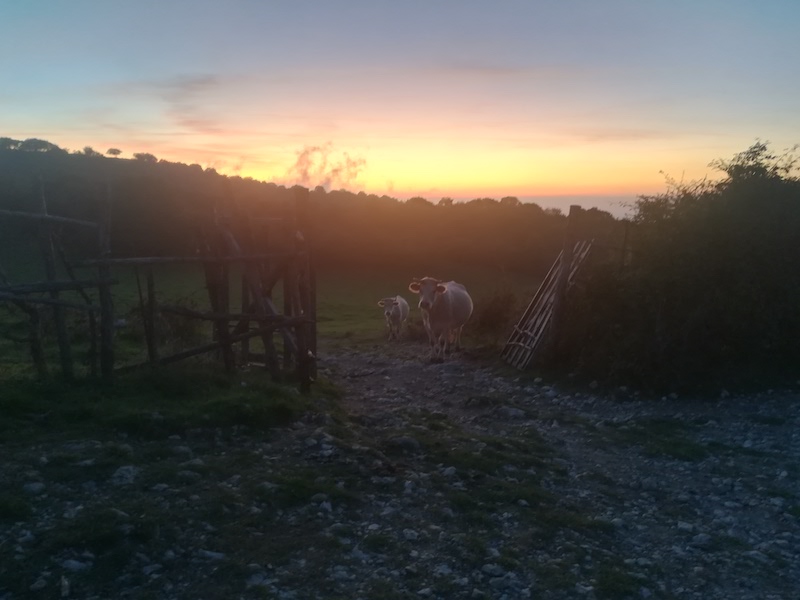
top-left (0, 256), bottom-right (543, 379)
top-left (316, 264), bottom-right (540, 345)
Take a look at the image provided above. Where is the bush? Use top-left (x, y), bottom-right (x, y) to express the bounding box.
top-left (557, 143), bottom-right (800, 393)
top-left (471, 288), bottom-right (521, 346)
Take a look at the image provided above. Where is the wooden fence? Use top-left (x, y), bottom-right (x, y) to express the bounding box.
top-left (0, 184), bottom-right (316, 391)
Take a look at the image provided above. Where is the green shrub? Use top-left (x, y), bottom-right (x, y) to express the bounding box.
top-left (557, 142), bottom-right (800, 393)
top-left (471, 288), bottom-right (520, 345)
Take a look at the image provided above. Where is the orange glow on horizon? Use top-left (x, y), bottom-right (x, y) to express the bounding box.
top-left (35, 130), bottom-right (723, 205)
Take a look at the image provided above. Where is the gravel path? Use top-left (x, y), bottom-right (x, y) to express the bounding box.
top-left (319, 342), bottom-right (800, 600)
top-left (1, 341), bottom-right (798, 599)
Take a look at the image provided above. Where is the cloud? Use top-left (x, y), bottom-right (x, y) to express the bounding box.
top-left (283, 143), bottom-right (366, 190)
top-left (555, 124), bottom-right (687, 145)
top-left (155, 74), bottom-right (225, 134)
top-left (104, 74), bottom-right (230, 135)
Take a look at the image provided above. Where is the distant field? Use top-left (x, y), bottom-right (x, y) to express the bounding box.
top-left (316, 265), bottom-right (540, 344)
top-left (0, 259), bottom-right (542, 377)
top-left (108, 262), bottom-right (540, 340)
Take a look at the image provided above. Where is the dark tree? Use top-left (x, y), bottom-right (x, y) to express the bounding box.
top-left (500, 196), bottom-right (521, 207)
top-left (19, 138), bottom-right (66, 153)
top-left (406, 196), bottom-right (433, 207)
top-left (0, 137), bottom-right (20, 150)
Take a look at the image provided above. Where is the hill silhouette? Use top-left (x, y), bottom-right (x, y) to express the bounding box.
top-left (0, 137), bottom-right (620, 275)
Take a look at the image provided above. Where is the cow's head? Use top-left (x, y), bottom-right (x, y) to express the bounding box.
top-left (377, 297), bottom-right (399, 317)
top-left (408, 277), bottom-right (446, 311)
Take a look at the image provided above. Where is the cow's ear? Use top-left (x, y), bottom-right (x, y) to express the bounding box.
top-left (435, 284), bottom-right (447, 294)
top-left (377, 300), bottom-right (385, 307)
top-left (408, 282), bottom-right (420, 293)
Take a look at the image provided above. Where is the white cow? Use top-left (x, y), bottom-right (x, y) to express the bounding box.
top-left (408, 277), bottom-right (473, 361)
top-left (377, 295), bottom-right (409, 341)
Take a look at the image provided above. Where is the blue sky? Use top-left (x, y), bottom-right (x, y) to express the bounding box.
top-left (2, 0), bottom-right (799, 216)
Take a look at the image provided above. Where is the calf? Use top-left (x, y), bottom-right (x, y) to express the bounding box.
top-left (408, 277), bottom-right (473, 361)
top-left (377, 295), bottom-right (409, 341)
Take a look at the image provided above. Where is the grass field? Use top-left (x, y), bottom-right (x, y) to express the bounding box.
top-left (315, 265), bottom-right (540, 344)
top-left (0, 261), bottom-right (541, 378)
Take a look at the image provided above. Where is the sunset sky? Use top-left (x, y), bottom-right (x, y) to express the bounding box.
top-left (2, 1), bottom-right (799, 215)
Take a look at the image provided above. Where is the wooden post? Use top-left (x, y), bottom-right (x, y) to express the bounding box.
top-left (55, 243), bottom-right (98, 377)
top-left (294, 186), bottom-right (314, 390)
top-left (548, 205), bottom-right (581, 359)
top-left (283, 191), bottom-right (308, 386)
top-left (38, 181), bottom-right (73, 380)
top-left (200, 219), bottom-right (236, 374)
top-left (218, 258), bottom-right (235, 373)
top-left (146, 268), bottom-right (159, 362)
top-left (202, 257), bottom-right (232, 372)
top-left (282, 246), bottom-right (294, 374)
top-left (98, 185), bottom-right (115, 379)
top-left (228, 215), bottom-right (281, 379)
top-left (239, 275), bottom-right (250, 362)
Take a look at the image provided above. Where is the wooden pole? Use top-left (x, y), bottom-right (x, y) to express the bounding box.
top-left (38, 180), bottom-right (73, 380)
top-left (116, 323), bottom-right (292, 372)
top-left (54, 244), bottom-right (99, 377)
top-left (294, 186), bottom-right (314, 390)
top-left (199, 219), bottom-right (236, 374)
top-left (239, 274), bottom-right (250, 362)
top-left (0, 209), bottom-right (99, 229)
top-left (281, 199), bottom-right (303, 379)
top-left (0, 293), bottom-right (101, 311)
top-left (98, 184), bottom-right (115, 379)
top-left (547, 204), bottom-right (581, 360)
top-left (146, 268), bottom-right (159, 362)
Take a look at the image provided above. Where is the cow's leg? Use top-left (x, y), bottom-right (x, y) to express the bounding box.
top-left (443, 330), bottom-right (452, 359)
top-left (430, 330), bottom-right (445, 363)
top-left (452, 326), bottom-right (463, 351)
top-left (422, 312), bottom-right (434, 348)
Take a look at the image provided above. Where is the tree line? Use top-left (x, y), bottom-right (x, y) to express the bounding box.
top-left (0, 137), bottom-right (619, 275)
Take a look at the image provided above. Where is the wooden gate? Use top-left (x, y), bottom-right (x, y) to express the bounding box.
top-left (0, 183), bottom-right (316, 391)
top-left (502, 238), bottom-right (593, 370)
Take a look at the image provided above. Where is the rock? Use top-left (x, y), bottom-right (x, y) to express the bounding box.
top-left (434, 563), bottom-right (452, 576)
top-left (142, 564), bottom-right (162, 576)
top-left (385, 436), bottom-right (421, 453)
top-left (177, 470), bottom-right (202, 482)
top-left (481, 563), bottom-right (505, 577)
top-left (690, 533), bottom-right (712, 549)
top-left (110, 465), bottom-right (139, 486)
top-left (62, 559), bottom-right (90, 572)
top-left (497, 406), bottom-right (525, 419)
top-left (29, 578), bottom-right (47, 591)
top-left (23, 482), bottom-right (45, 495)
